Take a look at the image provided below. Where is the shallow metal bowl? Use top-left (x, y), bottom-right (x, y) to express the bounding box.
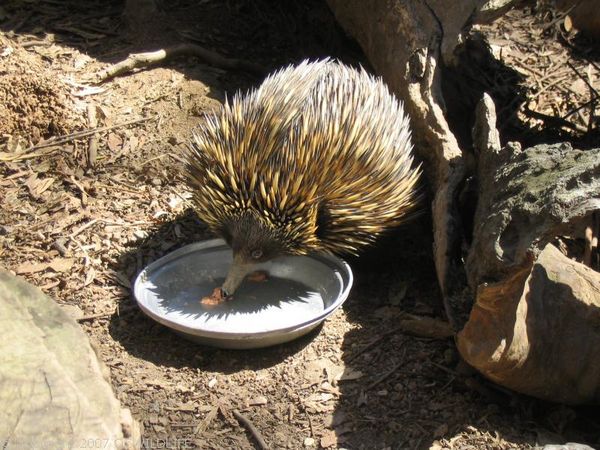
top-left (133, 239), bottom-right (353, 349)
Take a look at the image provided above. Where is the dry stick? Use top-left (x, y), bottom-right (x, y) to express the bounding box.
top-left (366, 362), bottom-right (404, 390)
top-left (530, 75), bottom-right (570, 101)
top-left (562, 96), bottom-right (598, 121)
top-left (95, 44), bottom-right (266, 83)
top-left (347, 327), bottom-right (400, 362)
top-left (195, 405), bottom-right (218, 434)
top-left (541, 0), bottom-right (582, 34)
top-left (347, 316), bottom-right (453, 362)
top-left (77, 311), bottom-right (114, 322)
top-left (566, 61), bottom-right (599, 132)
top-left (305, 411), bottom-right (315, 439)
top-left (566, 61), bottom-right (600, 100)
top-left (525, 108), bottom-right (588, 134)
top-left (69, 218), bottom-right (152, 240)
top-left (87, 103), bottom-right (98, 168)
top-left (70, 218), bottom-right (100, 239)
top-left (11, 116), bottom-right (154, 158)
top-left (232, 410), bottom-right (269, 450)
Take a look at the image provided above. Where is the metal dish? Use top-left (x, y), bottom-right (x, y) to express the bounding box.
top-left (133, 239), bottom-right (353, 349)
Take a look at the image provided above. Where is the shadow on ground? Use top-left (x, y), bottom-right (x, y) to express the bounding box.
top-left (107, 208), bottom-right (324, 373)
top-left (4, 0), bottom-right (600, 448)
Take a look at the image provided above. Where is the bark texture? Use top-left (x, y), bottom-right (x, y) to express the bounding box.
top-left (326, 2), bottom-right (600, 404)
top-left (327, 0), bottom-right (474, 296)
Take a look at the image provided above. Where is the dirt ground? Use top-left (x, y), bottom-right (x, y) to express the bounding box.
top-left (1, 1), bottom-right (599, 449)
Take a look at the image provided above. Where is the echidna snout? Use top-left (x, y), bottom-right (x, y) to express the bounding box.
top-left (184, 59), bottom-right (422, 296)
top-left (221, 210), bottom-right (291, 295)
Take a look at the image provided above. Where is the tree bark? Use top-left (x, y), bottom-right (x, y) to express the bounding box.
top-left (327, 0), bottom-right (475, 298)
top-left (326, 1), bottom-right (600, 404)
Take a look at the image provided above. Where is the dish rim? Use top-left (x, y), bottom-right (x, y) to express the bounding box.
top-left (133, 238), bottom-right (354, 341)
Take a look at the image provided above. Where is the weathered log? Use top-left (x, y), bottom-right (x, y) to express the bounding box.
top-left (0, 271), bottom-right (141, 449)
top-left (325, 0), bottom-right (600, 404)
top-left (467, 101), bottom-right (600, 288)
top-left (326, 0), bottom-right (505, 300)
top-left (556, 0), bottom-right (600, 40)
top-left (457, 95), bottom-right (600, 404)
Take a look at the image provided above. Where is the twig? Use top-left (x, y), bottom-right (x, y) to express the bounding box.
top-left (140, 153), bottom-right (175, 166)
top-left (69, 175), bottom-right (89, 207)
top-left (95, 44), bottom-right (266, 83)
top-left (1, 117), bottom-right (154, 162)
top-left (77, 311), bottom-right (114, 322)
top-left (347, 327), bottom-right (399, 362)
top-left (68, 218), bottom-right (152, 242)
top-left (366, 349), bottom-right (408, 391)
top-left (427, 360), bottom-right (460, 377)
top-left (562, 96), bottom-right (598, 121)
top-left (566, 61), bottom-right (599, 133)
top-left (305, 411), bottom-right (315, 438)
top-left (541, 0), bottom-right (582, 34)
top-left (69, 218), bottom-right (100, 238)
top-left (87, 103), bottom-right (98, 169)
top-left (195, 405), bottom-right (218, 434)
top-left (525, 108), bottom-right (588, 133)
top-left (566, 61), bottom-right (600, 101)
top-left (347, 315), bottom-right (453, 362)
top-left (233, 410), bottom-right (269, 450)
top-left (530, 75), bottom-right (570, 101)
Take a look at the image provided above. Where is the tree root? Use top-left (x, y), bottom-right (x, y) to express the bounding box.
top-left (94, 44), bottom-right (266, 83)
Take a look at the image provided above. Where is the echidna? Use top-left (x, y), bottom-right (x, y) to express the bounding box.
top-left (184, 60), bottom-right (421, 295)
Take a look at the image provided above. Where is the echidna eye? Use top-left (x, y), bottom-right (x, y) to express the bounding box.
top-left (251, 249), bottom-right (263, 260)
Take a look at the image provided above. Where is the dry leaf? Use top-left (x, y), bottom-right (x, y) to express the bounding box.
top-left (16, 261), bottom-right (48, 274)
top-left (73, 86), bottom-right (106, 97)
top-left (107, 133), bottom-right (123, 152)
top-left (49, 257), bottom-right (74, 272)
top-left (303, 437), bottom-right (315, 447)
top-left (320, 430), bottom-right (338, 448)
top-left (1, 46), bottom-right (14, 58)
top-left (320, 393), bottom-right (335, 402)
top-left (73, 54), bottom-right (91, 70)
top-left (25, 174), bottom-right (38, 197)
top-left (25, 174), bottom-right (55, 199)
top-left (126, 135), bottom-right (139, 153)
top-left (570, 78), bottom-right (588, 96)
top-left (337, 367), bottom-right (364, 381)
top-left (35, 177), bottom-right (55, 196)
top-left (84, 267), bottom-right (96, 286)
top-left (248, 396), bottom-right (268, 406)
